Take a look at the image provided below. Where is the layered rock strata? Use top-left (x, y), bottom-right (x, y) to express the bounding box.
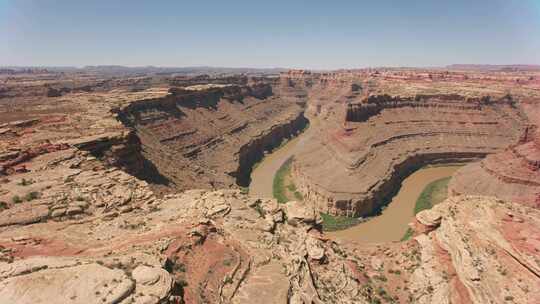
top-left (1, 70), bottom-right (540, 303)
top-left (0, 87), bottom-right (170, 184)
top-left (408, 196), bottom-right (540, 303)
top-left (116, 82), bottom-right (306, 190)
top-left (449, 99), bottom-right (540, 208)
top-left (291, 93), bottom-right (524, 217)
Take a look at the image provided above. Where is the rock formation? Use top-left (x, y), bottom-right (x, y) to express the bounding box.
top-left (116, 82), bottom-right (307, 191)
top-left (1, 68), bottom-right (539, 303)
top-left (449, 99), bottom-right (540, 208)
top-left (409, 196), bottom-right (540, 303)
top-left (1, 183), bottom-right (538, 303)
top-left (290, 90), bottom-right (525, 217)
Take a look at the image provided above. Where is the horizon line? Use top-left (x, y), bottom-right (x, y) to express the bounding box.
top-left (2, 63), bottom-right (540, 71)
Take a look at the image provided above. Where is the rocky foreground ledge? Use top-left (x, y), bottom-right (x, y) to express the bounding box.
top-left (411, 196), bottom-right (539, 303)
top-left (0, 180), bottom-right (538, 303)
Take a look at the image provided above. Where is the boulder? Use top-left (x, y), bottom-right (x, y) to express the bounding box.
top-left (0, 263), bottom-right (134, 304)
top-left (305, 235), bottom-right (325, 261)
top-left (283, 201), bottom-right (320, 227)
top-left (131, 265), bottom-right (174, 302)
top-left (416, 209), bottom-right (442, 228)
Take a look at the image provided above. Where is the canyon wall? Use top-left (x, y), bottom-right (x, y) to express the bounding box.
top-left (116, 81), bottom-right (306, 191)
top-left (344, 94), bottom-right (509, 122)
top-left (292, 152), bottom-right (485, 216)
top-left (234, 113), bottom-right (308, 186)
top-left (288, 87), bottom-right (526, 217)
top-left (449, 99), bottom-right (540, 208)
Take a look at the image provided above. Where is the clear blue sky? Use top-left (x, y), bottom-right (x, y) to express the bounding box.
top-left (1, 0), bottom-right (539, 69)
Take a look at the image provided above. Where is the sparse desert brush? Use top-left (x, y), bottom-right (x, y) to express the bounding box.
top-left (25, 191), bottom-right (40, 201)
top-left (12, 195), bottom-right (22, 204)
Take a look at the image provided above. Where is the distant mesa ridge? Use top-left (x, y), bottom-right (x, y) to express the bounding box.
top-left (446, 64), bottom-right (540, 71)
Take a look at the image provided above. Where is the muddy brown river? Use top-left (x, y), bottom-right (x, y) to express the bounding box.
top-left (248, 124), bottom-right (461, 243)
top-left (326, 165), bottom-right (461, 243)
top-left (249, 123), bottom-right (316, 198)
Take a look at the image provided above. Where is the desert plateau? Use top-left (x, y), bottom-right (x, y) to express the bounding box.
top-left (2, 1), bottom-right (540, 303)
top-left (0, 65), bottom-right (539, 303)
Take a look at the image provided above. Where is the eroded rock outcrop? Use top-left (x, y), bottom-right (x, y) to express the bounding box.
top-left (2, 184), bottom-right (538, 303)
top-left (116, 82), bottom-right (306, 191)
top-left (0, 182), bottom-right (365, 303)
top-left (449, 99), bottom-right (540, 208)
top-left (0, 262), bottom-right (136, 304)
top-left (410, 196), bottom-right (540, 303)
top-left (291, 92), bottom-right (525, 217)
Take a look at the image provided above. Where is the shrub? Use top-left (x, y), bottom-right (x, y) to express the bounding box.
top-left (18, 178), bottom-right (33, 186)
top-left (25, 191), bottom-right (40, 201)
top-left (173, 262), bottom-right (186, 273)
top-left (374, 274), bottom-right (388, 282)
top-left (320, 212), bottom-right (360, 231)
top-left (12, 195), bottom-right (22, 204)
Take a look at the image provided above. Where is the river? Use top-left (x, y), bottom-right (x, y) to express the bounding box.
top-left (326, 165), bottom-right (461, 243)
top-left (248, 123), bottom-right (461, 243)
top-left (249, 123), bottom-right (316, 198)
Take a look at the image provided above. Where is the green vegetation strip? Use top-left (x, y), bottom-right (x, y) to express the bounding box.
top-left (273, 157), bottom-right (294, 203)
top-left (320, 213), bottom-right (361, 232)
top-left (286, 181), bottom-right (304, 201)
top-left (272, 156), bottom-right (306, 203)
top-left (274, 166), bottom-right (453, 234)
top-left (400, 228), bottom-right (414, 241)
top-left (413, 176), bottom-right (451, 214)
top-left (401, 176), bottom-right (451, 241)
top-left (272, 122), bottom-right (364, 231)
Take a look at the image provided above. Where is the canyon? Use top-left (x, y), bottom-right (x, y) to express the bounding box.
top-left (115, 81), bottom-right (308, 191)
top-left (0, 67), bottom-right (539, 303)
top-left (283, 71), bottom-right (530, 218)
